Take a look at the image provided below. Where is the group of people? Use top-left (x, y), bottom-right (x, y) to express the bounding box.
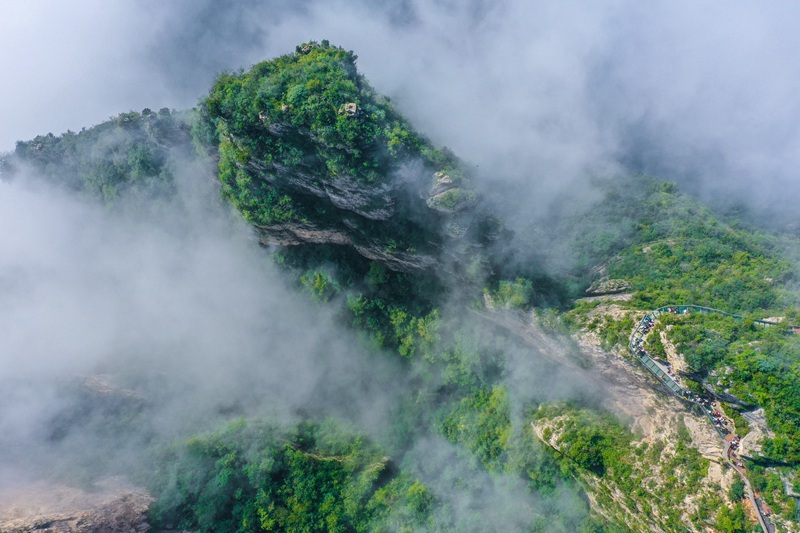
top-left (632, 336), bottom-right (647, 357)
top-left (632, 310), bottom-right (734, 436)
top-left (728, 436), bottom-right (745, 468)
top-left (682, 391), bottom-right (731, 435)
top-left (710, 408), bottom-right (730, 433)
top-left (639, 315), bottom-right (656, 334)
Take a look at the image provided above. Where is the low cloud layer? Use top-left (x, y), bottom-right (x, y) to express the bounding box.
top-left (0, 159), bottom-right (597, 527)
top-left (0, 166), bottom-right (412, 481)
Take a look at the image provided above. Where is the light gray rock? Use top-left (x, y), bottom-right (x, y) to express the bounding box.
top-left (0, 481), bottom-right (152, 533)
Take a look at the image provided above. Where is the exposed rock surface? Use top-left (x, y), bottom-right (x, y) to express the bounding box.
top-left (255, 220), bottom-right (439, 272)
top-left (256, 220), bottom-right (353, 247)
top-left (240, 143), bottom-right (484, 272)
top-left (739, 408), bottom-right (773, 457)
top-left (246, 157), bottom-right (485, 272)
top-left (426, 187), bottom-right (477, 213)
top-left (660, 328), bottom-right (689, 374)
top-left (425, 171), bottom-right (477, 214)
top-left (249, 160), bottom-right (397, 221)
top-left (0, 480), bottom-right (152, 533)
top-left (585, 278), bottom-right (631, 296)
top-left (484, 302), bottom-right (740, 531)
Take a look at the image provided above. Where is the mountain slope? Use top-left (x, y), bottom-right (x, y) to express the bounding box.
top-left (4, 41), bottom-right (800, 533)
top-left (196, 40), bottom-right (492, 274)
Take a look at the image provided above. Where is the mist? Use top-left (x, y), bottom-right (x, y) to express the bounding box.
top-left (0, 162), bottom-right (415, 482)
top-left (3, 1), bottom-right (800, 228)
top-left (2, 1), bottom-right (798, 527)
top-left (0, 154), bottom-right (602, 528)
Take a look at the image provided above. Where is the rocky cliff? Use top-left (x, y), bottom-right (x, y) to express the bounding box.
top-left (198, 41), bottom-right (496, 273)
top-left (0, 481), bottom-right (151, 533)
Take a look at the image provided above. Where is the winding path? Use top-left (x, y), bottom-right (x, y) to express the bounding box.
top-left (724, 439), bottom-right (775, 533)
top-left (628, 304), bottom-right (794, 533)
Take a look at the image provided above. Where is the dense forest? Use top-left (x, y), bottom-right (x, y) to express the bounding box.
top-left (4, 41), bottom-right (800, 533)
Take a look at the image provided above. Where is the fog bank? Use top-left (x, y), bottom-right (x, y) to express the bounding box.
top-left (3, 1), bottom-right (799, 225)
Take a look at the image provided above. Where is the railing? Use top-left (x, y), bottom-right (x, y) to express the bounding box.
top-left (628, 304), bottom-right (783, 532)
top-left (652, 304), bottom-right (798, 328)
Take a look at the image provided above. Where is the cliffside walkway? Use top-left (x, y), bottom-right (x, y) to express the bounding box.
top-left (725, 439), bottom-right (775, 533)
top-left (629, 305), bottom-right (798, 407)
top-left (628, 304), bottom-right (793, 533)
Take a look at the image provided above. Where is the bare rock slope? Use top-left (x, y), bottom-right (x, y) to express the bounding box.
top-left (0, 481), bottom-right (151, 533)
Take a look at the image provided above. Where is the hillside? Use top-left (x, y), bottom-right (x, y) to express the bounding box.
top-left (3, 41), bottom-right (800, 533)
top-left (555, 181), bottom-right (800, 531)
top-left (4, 108), bottom-right (193, 202)
top-left (195, 40), bottom-right (496, 275)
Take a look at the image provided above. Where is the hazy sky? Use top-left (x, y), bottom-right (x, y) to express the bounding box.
top-left (2, 0), bottom-right (800, 220)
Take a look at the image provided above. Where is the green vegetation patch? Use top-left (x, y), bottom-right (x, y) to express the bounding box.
top-left (440, 386), bottom-right (511, 470)
top-left (662, 311), bottom-right (800, 463)
top-left (616, 239), bottom-right (791, 312)
top-left (9, 108), bottom-right (192, 202)
top-left (534, 403), bottom-right (634, 478)
top-left (197, 40), bottom-right (461, 225)
top-left (149, 418), bottom-right (434, 533)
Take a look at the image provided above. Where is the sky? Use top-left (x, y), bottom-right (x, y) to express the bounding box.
top-left (2, 0), bottom-right (800, 224)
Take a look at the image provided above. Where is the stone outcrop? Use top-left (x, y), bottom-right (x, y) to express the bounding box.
top-left (426, 188), bottom-right (477, 213)
top-left (255, 220), bottom-right (439, 272)
top-left (353, 244), bottom-right (439, 272)
top-left (243, 145), bottom-right (489, 272)
top-left (739, 408), bottom-right (772, 457)
top-left (585, 278), bottom-right (631, 296)
top-left (0, 481), bottom-right (152, 533)
top-left (339, 102), bottom-right (359, 116)
top-left (256, 220), bottom-right (353, 247)
top-left (250, 160), bottom-right (397, 221)
top-left (425, 171), bottom-right (477, 214)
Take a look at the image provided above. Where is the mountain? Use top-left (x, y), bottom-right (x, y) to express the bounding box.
top-left (4, 108), bottom-right (193, 202)
top-left (195, 40), bottom-right (498, 275)
top-left (2, 41), bottom-right (800, 533)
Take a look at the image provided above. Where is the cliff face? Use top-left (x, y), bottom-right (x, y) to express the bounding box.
top-left (198, 41), bottom-right (494, 273)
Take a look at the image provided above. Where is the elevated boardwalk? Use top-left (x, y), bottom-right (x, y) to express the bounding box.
top-left (629, 304), bottom-right (798, 403)
top-left (627, 304), bottom-right (792, 533)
